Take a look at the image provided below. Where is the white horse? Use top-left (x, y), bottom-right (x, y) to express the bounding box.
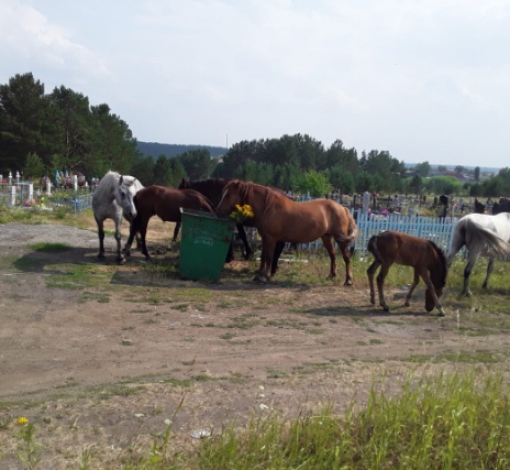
top-left (92, 171), bottom-right (144, 263)
top-left (447, 213), bottom-right (510, 295)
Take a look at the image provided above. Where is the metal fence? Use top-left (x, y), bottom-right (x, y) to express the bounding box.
top-left (243, 209), bottom-right (458, 255)
top-left (1, 183), bottom-right (459, 252)
top-left (0, 183), bottom-right (93, 216)
top-left (353, 211), bottom-right (457, 254)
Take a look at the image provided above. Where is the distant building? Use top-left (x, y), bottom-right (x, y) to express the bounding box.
top-left (443, 171), bottom-right (468, 182)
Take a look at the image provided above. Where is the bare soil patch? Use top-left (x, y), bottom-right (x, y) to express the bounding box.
top-left (1, 222), bottom-right (510, 468)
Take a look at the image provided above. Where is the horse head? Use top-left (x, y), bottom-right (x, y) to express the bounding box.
top-left (115, 175), bottom-right (139, 221)
top-left (425, 241), bottom-right (447, 312)
top-left (216, 180), bottom-right (248, 218)
top-left (178, 178), bottom-right (190, 189)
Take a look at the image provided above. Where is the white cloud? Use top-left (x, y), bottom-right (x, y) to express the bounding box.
top-left (0, 0), bottom-right (109, 83)
top-left (1, 0), bottom-right (510, 166)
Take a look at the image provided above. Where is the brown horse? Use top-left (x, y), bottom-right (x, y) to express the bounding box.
top-left (366, 231), bottom-right (448, 316)
top-left (216, 179), bottom-right (358, 284)
top-left (123, 185), bottom-right (222, 259)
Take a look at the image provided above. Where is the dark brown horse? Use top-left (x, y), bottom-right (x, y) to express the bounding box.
top-left (474, 197), bottom-right (486, 214)
top-left (178, 178), bottom-right (292, 274)
top-left (367, 231), bottom-right (448, 316)
top-left (123, 185), bottom-right (225, 260)
top-left (216, 180), bottom-right (358, 284)
top-left (492, 197), bottom-right (510, 215)
top-left (177, 178), bottom-right (253, 256)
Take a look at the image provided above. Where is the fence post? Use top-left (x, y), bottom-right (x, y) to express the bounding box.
top-left (10, 185), bottom-right (16, 207)
top-left (72, 174), bottom-right (78, 191)
top-left (46, 180), bottom-right (52, 195)
top-left (28, 183), bottom-right (33, 202)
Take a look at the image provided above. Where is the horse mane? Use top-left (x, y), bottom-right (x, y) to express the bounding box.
top-left (93, 171), bottom-right (121, 201)
top-left (428, 240), bottom-right (448, 288)
top-left (180, 188), bottom-right (216, 210)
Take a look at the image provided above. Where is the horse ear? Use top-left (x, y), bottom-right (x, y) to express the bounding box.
top-left (119, 176), bottom-right (123, 185)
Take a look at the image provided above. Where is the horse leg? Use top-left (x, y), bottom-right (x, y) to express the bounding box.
top-left (404, 269), bottom-right (420, 307)
top-left (419, 270), bottom-right (445, 316)
top-left (255, 237), bottom-right (276, 283)
top-left (376, 264), bottom-right (391, 311)
top-left (225, 242), bottom-right (235, 263)
top-left (482, 256), bottom-right (495, 289)
top-left (321, 235), bottom-right (337, 279)
top-left (129, 216), bottom-right (151, 259)
top-left (271, 241), bottom-right (286, 276)
top-left (338, 241), bottom-right (354, 286)
top-left (139, 219), bottom-right (151, 259)
top-left (123, 217), bottom-right (139, 256)
top-left (96, 219), bottom-right (106, 259)
top-left (114, 217), bottom-right (125, 264)
top-left (462, 251), bottom-right (481, 296)
top-left (366, 260), bottom-right (381, 305)
top-left (237, 224), bottom-right (254, 260)
top-left (172, 221), bottom-right (181, 243)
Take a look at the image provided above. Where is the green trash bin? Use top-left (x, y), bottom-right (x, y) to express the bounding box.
top-left (179, 208), bottom-right (235, 281)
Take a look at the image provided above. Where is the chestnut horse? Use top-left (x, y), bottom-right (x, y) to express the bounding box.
top-left (367, 231), bottom-right (448, 316)
top-left (124, 185), bottom-right (226, 260)
top-left (216, 180), bottom-right (358, 284)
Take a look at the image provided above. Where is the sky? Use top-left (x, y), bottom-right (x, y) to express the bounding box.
top-left (1, 0), bottom-right (510, 168)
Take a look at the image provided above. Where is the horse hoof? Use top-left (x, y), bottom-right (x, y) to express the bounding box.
top-left (404, 301), bottom-right (411, 307)
top-left (369, 297), bottom-right (375, 305)
top-left (344, 279), bottom-right (353, 286)
top-left (382, 306), bottom-right (390, 312)
top-left (254, 273), bottom-right (268, 284)
top-left (97, 253), bottom-right (105, 259)
top-left (117, 258), bottom-right (126, 265)
top-left (438, 308), bottom-right (446, 317)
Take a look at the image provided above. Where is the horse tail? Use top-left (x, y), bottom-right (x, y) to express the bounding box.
top-left (448, 218), bottom-right (468, 265)
top-left (367, 234), bottom-right (383, 264)
top-left (338, 207), bottom-right (358, 244)
top-left (464, 218), bottom-right (510, 259)
top-left (428, 241), bottom-right (448, 288)
top-left (349, 217), bottom-right (358, 242)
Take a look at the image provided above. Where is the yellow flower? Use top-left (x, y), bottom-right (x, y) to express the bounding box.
top-left (229, 204), bottom-right (254, 223)
top-left (17, 416), bottom-right (29, 425)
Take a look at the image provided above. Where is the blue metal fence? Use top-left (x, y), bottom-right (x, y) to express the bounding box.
top-left (353, 211), bottom-right (457, 254)
top-left (245, 210), bottom-right (458, 255)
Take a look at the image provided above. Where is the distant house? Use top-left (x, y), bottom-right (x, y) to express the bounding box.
top-left (443, 171), bottom-right (468, 182)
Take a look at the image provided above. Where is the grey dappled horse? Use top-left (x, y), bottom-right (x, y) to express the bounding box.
top-left (447, 213), bottom-right (510, 295)
top-left (92, 171), bottom-right (144, 263)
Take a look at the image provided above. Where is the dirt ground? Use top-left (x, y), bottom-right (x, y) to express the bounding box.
top-left (1, 222), bottom-right (510, 468)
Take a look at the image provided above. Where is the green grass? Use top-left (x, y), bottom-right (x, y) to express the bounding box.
top-left (30, 242), bottom-right (71, 252)
top-left (45, 263), bottom-right (113, 289)
top-left (405, 349), bottom-right (501, 364)
top-left (115, 372), bottom-right (510, 470)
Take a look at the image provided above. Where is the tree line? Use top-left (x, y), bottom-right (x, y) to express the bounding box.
top-left (1, 72), bottom-right (509, 198)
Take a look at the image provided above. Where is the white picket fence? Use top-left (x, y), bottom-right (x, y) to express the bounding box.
top-left (243, 210), bottom-right (458, 255)
top-left (353, 211), bottom-right (458, 254)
